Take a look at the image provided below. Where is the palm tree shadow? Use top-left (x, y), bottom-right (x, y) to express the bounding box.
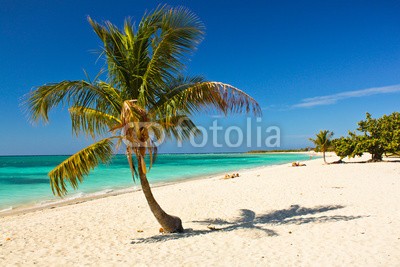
top-left (131, 204), bottom-right (365, 244)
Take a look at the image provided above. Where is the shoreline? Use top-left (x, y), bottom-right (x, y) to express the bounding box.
top-left (0, 153), bottom-right (316, 218)
top-left (1, 152), bottom-right (399, 265)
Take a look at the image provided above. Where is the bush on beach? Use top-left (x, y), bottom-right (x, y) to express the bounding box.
top-left (332, 112), bottom-right (400, 162)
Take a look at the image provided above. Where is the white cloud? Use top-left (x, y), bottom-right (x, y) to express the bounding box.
top-left (292, 84), bottom-right (400, 108)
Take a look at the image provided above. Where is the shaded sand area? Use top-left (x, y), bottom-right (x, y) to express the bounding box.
top-left (1, 154), bottom-right (399, 266)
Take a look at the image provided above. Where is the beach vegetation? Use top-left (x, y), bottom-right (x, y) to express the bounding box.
top-left (333, 112), bottom-right (400, 162)
top-left (309, 130), bottom-right (334, 164)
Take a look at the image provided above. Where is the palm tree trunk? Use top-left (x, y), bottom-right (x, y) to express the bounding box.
top-left (323, 151), bottom-right (327, 164)
top-left (137, 153), bottom-right (184, 233)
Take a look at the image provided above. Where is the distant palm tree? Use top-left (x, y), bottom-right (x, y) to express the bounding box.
top-left (309, 130), bottom-right (334, 164)
top-left (24, 6), bottom-right (261, 233)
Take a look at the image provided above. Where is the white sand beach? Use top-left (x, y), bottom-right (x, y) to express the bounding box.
top-left (1, 153), bottom-right (399, 266)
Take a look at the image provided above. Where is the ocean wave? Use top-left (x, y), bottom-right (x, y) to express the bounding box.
top-left (37, 189), bottom-right (121, 208)
top-left (90, 189), bottom-right (114, 196)
top-left (38, 192), bottom-right (86, 206)
top-left (0, 206), bottom-right (13, 213)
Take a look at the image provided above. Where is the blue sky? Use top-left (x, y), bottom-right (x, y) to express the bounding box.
top-left (1, 0), bottom-right (399, 155)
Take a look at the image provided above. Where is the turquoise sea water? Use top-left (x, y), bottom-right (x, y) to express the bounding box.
top-left (0, 153), bottom-right (311, 211)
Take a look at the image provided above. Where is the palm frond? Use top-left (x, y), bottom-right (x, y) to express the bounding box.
top-left (126, 147), bottom-right (138, 181)
top-left (88, 17), bottom-right (136, 94)
top-left (88, 11), bottom-right (163, 102)
top-left (156, 115), bottom-right (199, 141)
top-left (151, 80), bottom-right (262, 117)
top-left (24, 80), bottom-right (121, 123)
top-left (148, 144), bottom-right (158, 170)
top-left (69, 106), bottom-right (121, 138)
top-left (140, 7), bottom-right (205, 106)
top-left (49, 138), bottom-right (114, 197)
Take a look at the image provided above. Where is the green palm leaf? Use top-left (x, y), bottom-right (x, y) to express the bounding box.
top-left (24, 80), bottom-right (121, 123)
top-left (156, 115), bottom-right (199, 141)
top-left (151, 80), bottom-right (262, 117)
top-left (140, 7), bottom-right (205, 103)
top-left (69, 107), bottom-right (121, 138)
top-left (49, 138), bottom-right (114, 197)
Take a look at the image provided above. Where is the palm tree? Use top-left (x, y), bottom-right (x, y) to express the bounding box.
top-left (24, 6), bottom-right (261, 233)
top-left (309, 130), bottom-right (334, 164)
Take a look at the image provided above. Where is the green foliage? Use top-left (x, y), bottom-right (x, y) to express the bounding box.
top-left (24, 6), bottom-right (261, 196)
top-left (49, 138), bottom-right (115, 196)
top-left (309, 130), bottom-right (334, 153)
top-left (309, 130), bottom-right (334, 163)
top-left (332, 134), bottom-right (361, 160)
top-left (333, 112), bottom-right (400, 161)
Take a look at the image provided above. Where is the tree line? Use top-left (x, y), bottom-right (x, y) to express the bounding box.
top-left (310, 112), bottom-right (400, 163)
